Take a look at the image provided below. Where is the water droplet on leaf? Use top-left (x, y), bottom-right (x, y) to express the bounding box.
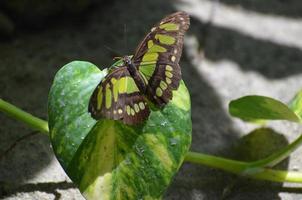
top-left (169, 138), bottom-right (178, 146)
top-left (125, 158), bottom-right (131, 165)
top-left (161, 121), bottom-right (168, 126)
top-left (135, 145), bottom-right (145, 157)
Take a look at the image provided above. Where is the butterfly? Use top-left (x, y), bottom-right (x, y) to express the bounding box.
top-left (88, 11), bottom-right (190, 125)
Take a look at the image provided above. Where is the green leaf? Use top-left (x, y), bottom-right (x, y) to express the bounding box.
top-left (48, 61), bottom-right (192, 199)
top-left (229, 95), bottom-right (300, 123)
top-left (288, 90), bottom-right (302, 120)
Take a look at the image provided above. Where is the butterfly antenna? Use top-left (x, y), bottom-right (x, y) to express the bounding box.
top-left (123, 23), bottom-right (128, 51)
top-left (103, 45), bottom-right (123, 58)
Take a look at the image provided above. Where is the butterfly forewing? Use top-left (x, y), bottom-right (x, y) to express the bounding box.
top-left (133, 11), bottom-right (190, 107)
top-left (89, 67), bottom-right (150, 125)
top-left (89, 11), bottom-right (189, 125)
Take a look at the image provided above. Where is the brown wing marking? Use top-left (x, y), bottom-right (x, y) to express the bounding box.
top-left (88, 66), bottom-right (150, 125)
top-left (133, 11), bottom-right (190, 107)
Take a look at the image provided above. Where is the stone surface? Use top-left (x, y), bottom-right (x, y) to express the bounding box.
top-left (1, 0), bottom-right (302, 199)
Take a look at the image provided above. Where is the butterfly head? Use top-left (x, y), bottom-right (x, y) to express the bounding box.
top-left (123, 55), bottom-right (132, 66)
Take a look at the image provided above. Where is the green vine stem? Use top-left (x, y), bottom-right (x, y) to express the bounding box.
top-left (184, 152), bottom-right (302, 183)
top-left (0, 98), bottom-right (48, 134)
top-left (1, 98), bottom-right (302, 183)
top-left (244, 133), bottom-right (302, 169)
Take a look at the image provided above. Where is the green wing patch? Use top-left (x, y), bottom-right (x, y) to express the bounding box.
top-left (89, 67), bottom-right (150, 125)
top-left (133, 11), bottom-right (190, 107)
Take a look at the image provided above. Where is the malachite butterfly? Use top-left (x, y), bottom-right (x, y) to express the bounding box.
top-left (89, 11), bottom-right (190, 125)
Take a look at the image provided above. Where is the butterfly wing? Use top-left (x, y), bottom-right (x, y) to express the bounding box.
top-left (89, 66), bottom-right (150, 125)
top-left (133, 11), bottom-right (190, 107)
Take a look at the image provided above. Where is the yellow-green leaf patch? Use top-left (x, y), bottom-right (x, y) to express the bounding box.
top-left (48, 61), bottom-right (192, 200)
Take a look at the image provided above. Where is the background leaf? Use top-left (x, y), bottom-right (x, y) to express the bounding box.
top-left (289, 90), bottom-right (302, 120)
top-left (229, 95), bottom-right (300, 123)
top-left (48, 61), bottom-right (192, 199)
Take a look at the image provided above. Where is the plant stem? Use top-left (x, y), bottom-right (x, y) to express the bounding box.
top-left (2, 98), bottom-right (302, 183)
top-left (184, 152), bottom-right (302, 183)
top-left (184, 151), bottom-right (248, 173)
top-left (0, 98), bottom-right (48, 134)
top-left (245, 133), bottom-right (302, 169)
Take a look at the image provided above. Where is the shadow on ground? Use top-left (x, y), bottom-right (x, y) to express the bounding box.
top-left (165, 51), bottom-right (289, 199)
top-left (190, 17), bottom-right (302, 79)
top-left (220, 0), bottom-right (302, 18)
top-left (0, 181), bottom-right (76, 200)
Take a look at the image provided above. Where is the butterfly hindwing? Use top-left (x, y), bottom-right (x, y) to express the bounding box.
top-left (133, 11), bottom-right (190, 107)
top-left (89, 67), bottom-right (150, 125)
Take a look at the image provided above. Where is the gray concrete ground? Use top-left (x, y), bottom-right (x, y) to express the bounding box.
top-left (1, 0), bottom-right (302, 199)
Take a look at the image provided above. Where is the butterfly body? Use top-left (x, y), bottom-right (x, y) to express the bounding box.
top-left (89, 11), bottom-right (190, 125)
top-left (124, 56), bottom-right (148, 94)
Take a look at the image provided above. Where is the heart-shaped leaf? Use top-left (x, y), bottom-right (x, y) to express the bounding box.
top-left (48, 61), bottom-right (192, 199)
top-left (229, 95), bottom-right (300, 123)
